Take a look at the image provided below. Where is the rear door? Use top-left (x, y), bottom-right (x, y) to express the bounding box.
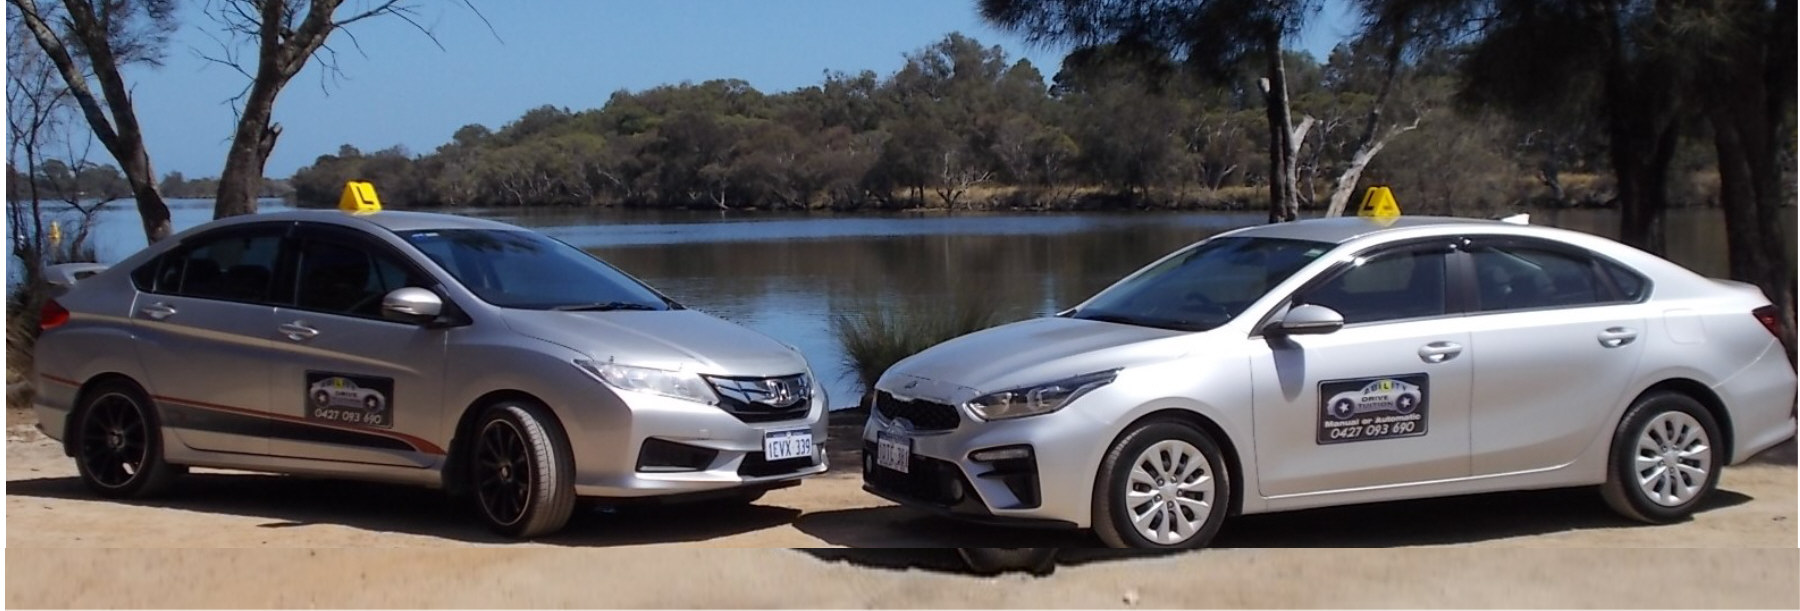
top-left (264, 224), bottom-right (451, 467)
top-left (1462, 237), bottom-right (1649, 475)
top-left (128, 224), bottom-right (289, 455)
top-left (1248, 240), bottom-right (1474, 497)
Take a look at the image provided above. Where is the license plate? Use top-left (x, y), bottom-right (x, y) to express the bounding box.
top-left (876, 432), bottom-right (911, 473)
top-left (763, 429), bottom-right (814, 461)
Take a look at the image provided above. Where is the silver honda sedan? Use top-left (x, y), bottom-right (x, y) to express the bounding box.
top-left (32, 210), bottom-right (827, 538)
top-left (864, 216), bottom-right (1796, 549)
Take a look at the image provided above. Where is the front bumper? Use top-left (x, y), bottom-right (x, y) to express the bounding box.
top-left (569, 388), bottom-right (830, 499)
top-left (858, 399), bottom-right (1105, 529)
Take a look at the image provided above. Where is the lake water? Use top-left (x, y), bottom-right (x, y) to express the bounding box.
top-left (23, 198), bottom-right (1777, 408)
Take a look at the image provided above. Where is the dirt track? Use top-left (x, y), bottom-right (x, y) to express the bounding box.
top-left (6, 413), bottom-right (1798, 608)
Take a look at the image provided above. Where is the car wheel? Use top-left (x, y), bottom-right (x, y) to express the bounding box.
top-left (1328, 398), bottom-right (1356, 420)
top-left (1601, 391), bottom-right (1723, 524)
top-left (311, 390), bottom-right (331, 407)
top-left (363, 395), bottom-right (380, 411)
top-left (73, 380), bottom-right (184, 499)
top-left (957, 548), bottom-right (1058, 576)
top-left (470, 402), bottom-right (576, 538)
top-left (1092, 419), bottom-right (1232, 549)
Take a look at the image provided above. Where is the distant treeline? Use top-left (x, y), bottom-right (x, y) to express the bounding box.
top-left (285, 33), bottom-right (1717, 214)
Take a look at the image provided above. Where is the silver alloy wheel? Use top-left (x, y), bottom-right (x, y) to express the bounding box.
top-left (1124, 439), bottom-right (1215, 545)
top-left (1634, 411), bottom-right (1712, 507)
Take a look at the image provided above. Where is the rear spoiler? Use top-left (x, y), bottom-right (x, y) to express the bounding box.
top-left (43, 262), bottom-right (108, 297)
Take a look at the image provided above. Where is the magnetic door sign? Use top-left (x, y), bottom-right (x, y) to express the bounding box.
top-left (305, 371), bottom-right (396, 429)
top-left (1317, 374), bottom-right (1429, 444)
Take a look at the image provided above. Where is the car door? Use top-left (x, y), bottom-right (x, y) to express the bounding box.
top-left (1461, 237), bottom-right (1650, 475)
top-left (1247, 240), bottom-right (1473, 497)
top-left (127, 223), bottom-right (288, 455)
top-left (264, 224), bottom-right (450, 467)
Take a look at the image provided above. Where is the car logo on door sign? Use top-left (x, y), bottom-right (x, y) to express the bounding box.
top-left (1325, 378), bottom-right (1423, 421)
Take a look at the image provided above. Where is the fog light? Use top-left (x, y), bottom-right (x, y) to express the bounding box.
top-left (971, 446), bottom-right (1033, 462)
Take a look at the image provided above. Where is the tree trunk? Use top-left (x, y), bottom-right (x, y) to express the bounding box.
top-left (10, 0), bottom-right (172, 242)
top-left (1260, 29), bottom-right (1298, 223)
top-left (1703, 0), bottom-right (1796, 362)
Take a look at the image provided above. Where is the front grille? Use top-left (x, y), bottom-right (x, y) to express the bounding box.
top-left (862, 441), bottom-right (970, 506)
top-left (738, 452), bottom-right (816, 478)
top-left (873, 391), bottom-right (961, 431)
top-left (707, 374), bottom-right (813, 423)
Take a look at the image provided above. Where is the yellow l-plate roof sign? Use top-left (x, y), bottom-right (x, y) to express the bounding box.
top-left (1357, 186), bottom-right (1400, 218)
top-left (338, 181), bottom-right (382, 213)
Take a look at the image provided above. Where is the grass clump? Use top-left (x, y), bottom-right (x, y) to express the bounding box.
top-left (832, 296), bottom-right (1004, 407)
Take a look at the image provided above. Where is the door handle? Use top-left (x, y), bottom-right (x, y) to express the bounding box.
top-left (138, 302), bottom-right (177, 320)
top-left (278, 321), bottom-right (320, 341)
top-left (1598, 327), bottom-right (1639, 348)
top-left (1418, 341), bottom-right (1463, 363)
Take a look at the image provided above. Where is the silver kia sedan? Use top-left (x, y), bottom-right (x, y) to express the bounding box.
top-left (864, 216), bottom-right (1796, 549)
top-left (32, 210), bottom-right (827, 538)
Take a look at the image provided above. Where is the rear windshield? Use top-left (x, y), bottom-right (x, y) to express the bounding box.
top-left (399, 229), bottom-right (673, 311)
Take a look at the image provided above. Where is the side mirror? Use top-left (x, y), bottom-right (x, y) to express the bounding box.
top-left (382, 287), bottom-right (443, 324)
top-left (1271, 304), bottom-right (1345, 336)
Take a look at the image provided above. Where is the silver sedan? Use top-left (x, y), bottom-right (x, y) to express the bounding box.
top-left (32, 209), bottom-right (827, 538)
top-left (865, 216), bottom-right (1797, 549)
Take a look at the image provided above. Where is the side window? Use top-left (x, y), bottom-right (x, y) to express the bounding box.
top-left (1298, 249), bottom-right (1447, 325)
top-left (155, 233), bottom-right (283, 302)
top-left (294, 238), bottom-right (427, 318)
top-left (1602, 260), bottom-right (1649, 301)
top-left (1470, 245), bottom-right (1605, 312)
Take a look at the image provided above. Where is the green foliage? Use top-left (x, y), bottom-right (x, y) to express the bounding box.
top-left (832, 296), bottom-right (1005, 403)
top-left (281, 31), bottom-right (1686, 214)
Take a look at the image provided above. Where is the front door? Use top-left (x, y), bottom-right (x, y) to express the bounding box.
top-left (265, 226), bottom-right (449, 467)
top-left (1248, 242), bottom-right (1474, 497)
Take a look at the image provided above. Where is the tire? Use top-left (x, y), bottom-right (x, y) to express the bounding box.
top-left (311, 390), bottom-right (331, 408)
top-left (1601, 391), bottom-right (1723, 524)
top-left (1092, 419), bottom-right (1232, 549)
top-left (363, 395), bottom-right (381, 411)
top-left (72, 379), bottom-right (184, 499)
top-left (958, 548), bottom-right (1058, 576)
top-left (469, 402), bottom-right (577, 538)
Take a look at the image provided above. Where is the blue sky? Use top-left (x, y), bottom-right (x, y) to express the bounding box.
top-left (124, 1), bottom-right (1359, 178)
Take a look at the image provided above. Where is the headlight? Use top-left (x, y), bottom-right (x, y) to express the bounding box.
top-left (964, 369), bottom-right (1119, 421)
top-left (574, 359), bottom-right (719, 405)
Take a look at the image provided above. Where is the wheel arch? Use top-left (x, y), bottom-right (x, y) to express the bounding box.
top-left (63, 372), bottom-right (150, 458)
top-left (1633, 378), bottom-right (1734, 460)
top-left (442, 389), bottom-right (566, 496)
top-left (1113, 407), bottom-right (1247, 517)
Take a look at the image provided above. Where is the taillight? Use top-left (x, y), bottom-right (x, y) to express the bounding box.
top-left (39, 299), bottom-right (69, 330)
top-left (1753, 305), bottom-right (1783, 339)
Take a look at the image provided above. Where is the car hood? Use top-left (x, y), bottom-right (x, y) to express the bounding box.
top-left (500, 308), bottom-right (808, 377)
top-left (879, 315), bottom-right (1193, 404)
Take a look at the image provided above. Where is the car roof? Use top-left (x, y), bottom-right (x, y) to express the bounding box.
top-left (232, 209), bottom-right (523, 233)
top-left (1223, 215), bottom-right (1515, 244)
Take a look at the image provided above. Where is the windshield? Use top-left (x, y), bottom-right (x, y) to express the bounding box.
top-left (1071, 236), bottom-right (1332, 332)
top-left (399, 228), bottom-right (674, 311)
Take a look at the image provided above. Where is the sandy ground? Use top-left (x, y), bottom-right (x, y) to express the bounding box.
top-left (6, 409), bottom-right (1798, 608)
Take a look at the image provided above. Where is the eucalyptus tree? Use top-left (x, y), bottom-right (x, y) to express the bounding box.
top-left (978, 0), bottom-right (1326, 222)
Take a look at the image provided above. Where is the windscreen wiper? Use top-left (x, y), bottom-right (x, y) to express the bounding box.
top-left (552, 302), bottom-right (661, 312)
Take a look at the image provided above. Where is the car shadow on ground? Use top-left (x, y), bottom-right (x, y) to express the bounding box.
top-left (792, 485), bottom-right (1755, 574)
top-left (4, 472), bottom-right (799, 547)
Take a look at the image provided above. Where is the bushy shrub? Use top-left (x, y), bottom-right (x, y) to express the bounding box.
top-left (832, 295), bottom-right (1003, 406)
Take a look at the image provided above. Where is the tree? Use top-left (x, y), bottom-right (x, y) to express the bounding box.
top-left (7, 0), bottom-right (176, 243)
top-left (979, 0), bottom-right (1325, 222)
top-left (205, 0), bottom-right (461, 219)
